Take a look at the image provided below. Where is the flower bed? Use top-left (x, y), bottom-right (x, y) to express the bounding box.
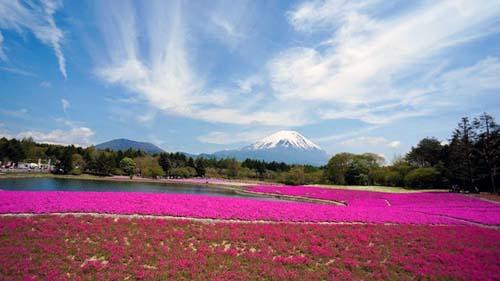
top-left (248, 185), bottom-right (500, 225)
top-left (0, 190), bottom-right (467, 224)
top-left (0, 215), bottom-right (498, 280)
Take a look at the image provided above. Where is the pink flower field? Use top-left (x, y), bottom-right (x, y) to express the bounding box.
top-left (1, 187), bottom-right (499, 225)
top-left (1, 215), bottom-right (499, 281)
top-left (1, 186), bottom-right (499, 280)
top-left (249, 185), bottom-right (500, 226)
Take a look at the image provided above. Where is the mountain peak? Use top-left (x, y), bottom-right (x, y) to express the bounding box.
top-left (95, 139), bottom-right (164, 154)
top-left (249, 130), bottom-right (321, 151)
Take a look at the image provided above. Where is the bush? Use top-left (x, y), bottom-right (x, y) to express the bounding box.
top-left (70, 168), bottom-right (82, 175)
top-left (404, 167), bottom-right (441, 189)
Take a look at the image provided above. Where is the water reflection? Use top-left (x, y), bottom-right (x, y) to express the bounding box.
top-left (0, 178), bottom-right (258, 199)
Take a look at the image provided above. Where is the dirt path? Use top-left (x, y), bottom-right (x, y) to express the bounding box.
top-left (1, 212), bottom-right (498, 229)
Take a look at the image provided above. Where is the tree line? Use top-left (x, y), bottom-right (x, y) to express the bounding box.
top-left (0, 113), bottom-right (498, 193)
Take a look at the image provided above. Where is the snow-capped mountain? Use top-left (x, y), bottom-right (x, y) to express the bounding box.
top-left (212, 131), bottom-right (330, 166)
top-left (246, 130), bottom-right (321, 151)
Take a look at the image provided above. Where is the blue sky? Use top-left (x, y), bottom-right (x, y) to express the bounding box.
top-left (1, 0), bottom-right (500, 161)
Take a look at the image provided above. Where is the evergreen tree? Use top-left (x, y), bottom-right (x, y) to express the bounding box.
top-left (448, 117), bottom-right (476, 191)
top-left (473, 113), bottom-right (499, 194)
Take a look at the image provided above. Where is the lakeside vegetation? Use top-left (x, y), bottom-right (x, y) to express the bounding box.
top-left (1, 113), bottom-right (498, 193)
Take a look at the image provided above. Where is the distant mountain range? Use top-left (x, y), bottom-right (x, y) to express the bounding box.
top-left (211, 131), bottom-right (330, 166)
top-left (95, 131), bottom-right (330, 166)
top-left (95, 139), bottom-right (165, 154)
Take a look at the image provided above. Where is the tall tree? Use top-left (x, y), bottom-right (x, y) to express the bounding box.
top-left (406, 137), bottom-right (444, 167)
top-left (473, 113), bottom-right (499, 194)
top-left (194, 157), bottom-right (206, 177)
top-left (449, 117), bottom-right (476, 191)
top-left (159, 153), bottom-right (172, 176)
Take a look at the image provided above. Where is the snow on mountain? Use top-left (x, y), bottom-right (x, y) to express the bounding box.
top-left (212, 131), bottom-right (330, 166)
top-left (247, 130), bottom-right (321, 151)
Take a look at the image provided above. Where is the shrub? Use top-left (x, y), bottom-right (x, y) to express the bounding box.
top-left (69, 168), bottom-right (82, 175)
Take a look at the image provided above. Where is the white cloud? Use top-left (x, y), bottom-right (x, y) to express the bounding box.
top-left (0, 66), bottom-right (35, 76)
top-left (272, 0), bottom-right (500, 124)
top-left (40, 81), bottom-right (52, 88)
top-left (94, 0), bottom-right (500, 131)
top-left (340, 136), bottom-right (400, 149)
top-left (236, 75), bottom-right (263, 93)
top-left (0, 108), bottom-right (28, 118)
top-left (313, 126), bottom-right (379, 142)
top-left (16, 127), bottom-right (94, 147)
top-left (0, 0), bottom-right (66, 78)
top-left (210, 15), bottom-right (245, 44)
top-left (94, 1), bottom-right (308, 127)
top-left (197, 129), bottom-right (273, 145)
top-left (0, 31), bottom-right (5, 60)
top-left (287, 0), bottom-right (380, 32)
top-left (61, 98), bottom-right (69, 113)
top-left (0, 126), bottom-right (95, 147)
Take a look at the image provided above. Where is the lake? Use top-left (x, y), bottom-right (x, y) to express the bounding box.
top-left (0, 178), bottom-right (261, 199)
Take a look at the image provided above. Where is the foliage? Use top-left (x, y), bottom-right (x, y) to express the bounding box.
top-left (119, 157), bottom-right (136, 178)
top-left (404, 167), bottom-right (441, 189)
top-left (282, 166), bottom-right (306, 185)
top-left (170, 167), bottom-right (197, 178)
top-left (135, 156), bottom-right (164, 178)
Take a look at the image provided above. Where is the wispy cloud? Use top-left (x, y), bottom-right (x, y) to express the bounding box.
top-left (92, 0), bottom-right (500, 135)
top-left (61, 98), bottom-right (69, 113)
top-left (0, 31), bottom-right (6, 60)
top-left (273, 0), bottom-right (500, 124)
top-left (0, 66), bottom-right (35, 76)
top-left (94, 0), bottom-right (306, 127)
top-left (210, 15), bottom-right (245, 45)
top-left (0, 0), bottom-right (66, 78)
top-left (340, 136), bottom-right (400, 149)
top-left (197, 129), bottom-right (274, 145)
top-left (0, 108), bottom-right (28, 118)
top-left (40, 81), bottom-right (52, 88)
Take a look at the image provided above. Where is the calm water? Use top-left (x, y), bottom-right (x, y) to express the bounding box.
top-left (0, 178), bottom-right (260, 199)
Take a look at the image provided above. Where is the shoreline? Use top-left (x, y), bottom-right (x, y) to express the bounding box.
top-left (0, 172), bottom-right (448, 194)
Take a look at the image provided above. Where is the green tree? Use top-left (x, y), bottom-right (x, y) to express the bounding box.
top-left (194, 157), bottom-right (206, 177)
top-left (159, 153), bottom-right (172, 176)
top-left (406, 137), bottom-right (444, 167)
top-left (345, 158), bottom-right (371, 185)
top-left (170, 167), bottom-right (196, 178)
top-left (473, 113), bottom-right (499, 194)
top-left (119, 157), bottom-right (136, 179)
top-left (54, 147), bottom-right (73, 174)
top-left (6, 139), bottom-right (26, 164)
top-left (404, 167), bottom-right (440, 189)
top-left (226, 158), bottom-right (240, 178)
top-left (325, 153), bottom-right (354, 184)
top-left (448, 117), bottom-right (476, 191)
top-left (95, 152), bottom-right (115, 175)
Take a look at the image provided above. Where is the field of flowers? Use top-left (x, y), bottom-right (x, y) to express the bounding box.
top-left (2, 190), bottom-right (498, 225)
top-left (249, 185), bottom-right (500, 226)
top-left (1, 215), bottom-right (499, 280)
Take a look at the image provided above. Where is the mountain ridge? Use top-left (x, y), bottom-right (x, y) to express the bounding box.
top-left (95, 138), bottom-right (165, 154)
